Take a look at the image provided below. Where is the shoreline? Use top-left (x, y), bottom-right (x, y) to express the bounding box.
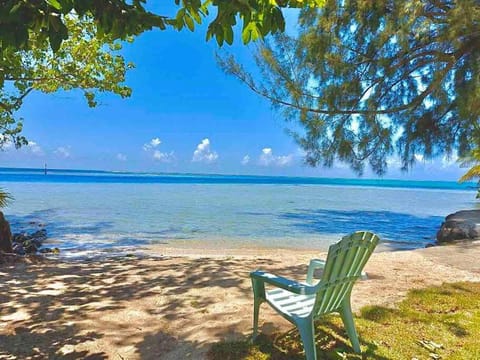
top-left (14, 233), bottom-right (461, 263)
top-left (39, 239), bottom-right (425, 261)
top-left (141, 240), bottom-right (403, 258)
top-left (1, 241), bottom-right (479, 359)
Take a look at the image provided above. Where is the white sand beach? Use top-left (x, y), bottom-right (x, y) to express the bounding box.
top-left (1, 241), bottom-right (480, 359)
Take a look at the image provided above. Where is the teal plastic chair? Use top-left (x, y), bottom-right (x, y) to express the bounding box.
top-left (250, 231), bottom-right (380, 359)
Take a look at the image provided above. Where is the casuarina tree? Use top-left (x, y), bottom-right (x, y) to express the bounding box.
top-left (219, 0), bottom-right (480, 175)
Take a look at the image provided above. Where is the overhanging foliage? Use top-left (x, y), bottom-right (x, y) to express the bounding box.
top-left (0, 15), bottom-right (133, 149)
top-left (220, 0), bottom-right (480, 175)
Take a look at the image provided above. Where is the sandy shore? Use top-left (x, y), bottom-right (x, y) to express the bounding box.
top-left (1, 241), bottom-right (480, 359)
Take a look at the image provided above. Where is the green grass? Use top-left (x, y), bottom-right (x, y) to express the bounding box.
top-left (208, 282), bottom-right (480, 360)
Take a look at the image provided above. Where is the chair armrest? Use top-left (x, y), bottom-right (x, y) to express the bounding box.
top-left (250, 270), bottom-right (317, 295)
top-left (306, 258), bottom-right (326, 285)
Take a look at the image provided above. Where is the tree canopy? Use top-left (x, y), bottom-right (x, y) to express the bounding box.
top-left (0, 0), bottom-right (324, 55)
top-left (0, 15), bottom-right (133, 149)
top-left (0, 0), bottom-right (325, 149)
top-left (219, 0), bottom-right (480, 175)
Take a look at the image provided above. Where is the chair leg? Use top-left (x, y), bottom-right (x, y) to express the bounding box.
top-left (252, 297), bottom-right (261, 341)
top-left (296, 318), bottom-right (317, 360)
top-left (340, 299), bottom-right (361, 353)
top-left (251, 277), bottom-right (265, 341)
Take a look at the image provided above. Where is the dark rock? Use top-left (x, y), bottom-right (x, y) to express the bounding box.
top-left (13, 230), bottom-right (46, 240)
top-left (39, 247), bottom-right (60, 254)
top-left (10, 228), bottom-right (48, 255)
top-left (0, 211), bottom-right (13, 253)
top-left (13, 233), bottom-right (29, 244)
top-left (23, 240), bottom-right (38, 254)
top-left (31, 229), bottom-right (47, 242)
top-left (436, 210), bottom-right (480, 243)
top-left (31, 239), bottom-right (43, 248)
top-left (12, 243), bottom-right (25, 255)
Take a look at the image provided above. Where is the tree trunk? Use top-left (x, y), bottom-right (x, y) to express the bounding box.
top-left (0, 211), bottom-right (13, 253)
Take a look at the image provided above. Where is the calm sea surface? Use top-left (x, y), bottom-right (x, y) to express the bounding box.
top-left (1, 167), bottom-right (477, 257)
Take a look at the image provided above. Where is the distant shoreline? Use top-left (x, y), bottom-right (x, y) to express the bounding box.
top-left (0, 166), bottom-right (475, 191)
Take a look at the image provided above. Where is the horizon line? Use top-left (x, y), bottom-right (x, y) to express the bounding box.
top-left (0, 165), bottom-right (472, 184)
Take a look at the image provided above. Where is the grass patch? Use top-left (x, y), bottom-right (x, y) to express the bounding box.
top-left (208, 282), bottom-right (480, 359)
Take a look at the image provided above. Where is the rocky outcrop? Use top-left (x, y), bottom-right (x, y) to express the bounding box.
top-left (0, 215), bottom-right (60, 258)
top-left (436, 210), bottom-right (480, 243)
top-left (11, 229), bottom-right (59, 255)
top-left (0, 211), bottom-right (13, 253)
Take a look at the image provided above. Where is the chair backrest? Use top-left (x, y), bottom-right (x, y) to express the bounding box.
top-left (313, 231), bottom-right (379, 316)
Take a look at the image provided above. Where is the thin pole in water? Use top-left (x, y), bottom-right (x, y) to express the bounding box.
top-left (44, 163), bottom-right (47, 175)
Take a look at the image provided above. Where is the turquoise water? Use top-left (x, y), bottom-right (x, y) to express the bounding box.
top-left (1, 167), bottom-right (477, 257)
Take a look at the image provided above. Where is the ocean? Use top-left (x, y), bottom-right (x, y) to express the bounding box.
top-left (1, 167), bottom-right (477, 257)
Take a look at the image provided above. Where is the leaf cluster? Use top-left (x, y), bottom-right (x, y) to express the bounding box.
top-left (0, 188), bottom-right (12, 208)
top-left (0, 0), bottom-right (166, 53)
top-left (0, 1), bottom-right (325, 53)
top-left (0, 15), bottom-right (134, 149)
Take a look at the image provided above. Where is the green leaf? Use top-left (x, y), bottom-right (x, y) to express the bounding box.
top-left (9, 2), bottom-right (23, 14)
top-left (46, 0), bottom-right (63, 10)
top-left (190, 9), bottom-right (202, 24)
top-left (272, 8), bottom-right (285, 32)
top-left (224, 26), bottom-right (234, 45)
top-left (241, 26), bottom-right (251, 44)
top-left (206, 27), bottom-right (214, 41)
top-left (242, 22), bottom-right (260, 43)
top-left (49, 31), bottom-right (62, 52)
top-left (216, 29), bottom-right (224, 46)
top-left (176, 8), bottom-right (185, 21)
top-left (185, 15), bottom-right (194, 31)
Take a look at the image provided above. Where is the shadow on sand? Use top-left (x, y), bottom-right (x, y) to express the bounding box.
top-left (0, 255), bottom-right (309, 359)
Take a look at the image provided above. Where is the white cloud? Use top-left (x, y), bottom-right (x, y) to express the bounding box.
top-left (143, 137), bottom-right (175, 163)
top-left (153, 150), bottom-right (175, 163)
top-left (54, 146), bottom-right (71, 158)
top-left (192, 138), bottom-right (218, 163)
top-left (259, 148), bottom-right (273, 165)
top-left (25, 141), bottom-right (44, 156)
top-left (276, 155), bottom-right (294, 166)
top-left (143, 137), bottom-right (162, 151)
top-left (116, 153), bottom-right (127, 161)
top-left (258, 147), bottom-right (293, 167)
top-left (0, 137), bottom-right (43, 155)
top-left (241, 155), bottom-right (250, 165)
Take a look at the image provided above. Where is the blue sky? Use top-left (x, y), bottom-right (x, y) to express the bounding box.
top-left (0, 5), bottom-right (467, 180)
